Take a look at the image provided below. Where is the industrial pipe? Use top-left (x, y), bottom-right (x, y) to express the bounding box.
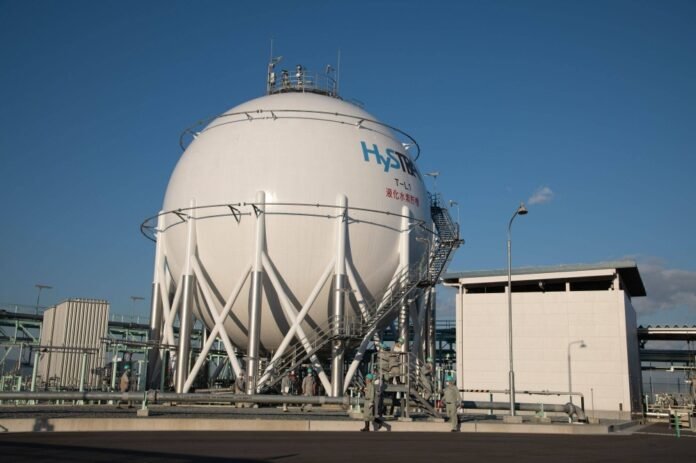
top-left (0, 392), bottom-right (586, 421)
top-left (460, 400), bottom-right (586, 422)
top-left (0, 391), bottom-right (351, 407)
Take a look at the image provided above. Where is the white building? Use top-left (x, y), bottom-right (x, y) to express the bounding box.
top-left (443, 260), bottom-right (645, 420)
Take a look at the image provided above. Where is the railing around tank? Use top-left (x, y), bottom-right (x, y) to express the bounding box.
top-left (141, 201), bottom-right (435, 242)
top-left (268, 68), bottom-right (338, 97)
top-left (177, 108), bottom-right (421, 160)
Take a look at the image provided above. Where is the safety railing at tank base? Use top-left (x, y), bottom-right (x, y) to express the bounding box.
top-left (177, 108), bottom-right (420, 160)
top-left (141, 201), bottom-right (434, 242)
top-left (267, 67), bottom-right (338, 97)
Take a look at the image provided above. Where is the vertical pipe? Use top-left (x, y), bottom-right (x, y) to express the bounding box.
top-left (175, 201), bottom-right (196, 393)
top-left (77, 301), bottom-right (86, 387)
top-left (44, 307), bottom-right (57, 390)
top-left (147, 213), bottom-right (165, 389)
top-left (331, 195), bottom-right (348, 397)
top-left (57, 303), bottom-right (68, 388)
top-left (507, 233), bottom-right (516, 416)
top-left (79, 352), bottom-right (87, 392)
top-left (137, 360), bottom-right (144, 392)
top-left (78, 351), bottom-right (87, 405)
top-left (420, 292), bottom-right (429, 361)
top-left (398, 206), bottom-right (411, 348)
top-left (427, 288), bottom-right (436, 366)
top-left (31, 351), bottom-right (39, 392)
top-left (110, 358), bottom-right (119, 404)
top-left (30, 350), bottom-right (39, 404)
top-left (63, 302), bottom-right (73, 388)
top-left (246, 191), bottom-right (265, 394)
top-left (567, 345), bottom-right (573, 404)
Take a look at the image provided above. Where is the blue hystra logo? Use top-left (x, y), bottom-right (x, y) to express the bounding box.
top-left (360, 141), bottom-right (421, 178)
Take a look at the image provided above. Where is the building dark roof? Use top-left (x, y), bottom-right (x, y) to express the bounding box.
top-left (443, 260), bottom-right (646, 297)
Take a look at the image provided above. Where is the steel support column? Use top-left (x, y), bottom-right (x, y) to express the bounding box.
top-left (426, 287), bottom-right (436, 364)
top-left (175, 202), bottom-right (196, 393)
top-left (331, 195), bottom-right (348, 397)
top-left (246, 191), bottom-right (265, 394)
top-left (147, 213), bottom-right (165, 389)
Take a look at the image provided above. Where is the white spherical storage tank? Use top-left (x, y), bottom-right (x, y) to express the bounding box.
top-left (145, 80), bottom-right (437, 395)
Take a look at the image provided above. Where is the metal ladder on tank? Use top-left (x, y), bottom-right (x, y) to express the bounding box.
top-left (258, 194), bottom-right (463, 392)
top-left (348, 193), bottom-right (463, 348)
top-left (424, 193), bottom-right (462, 286)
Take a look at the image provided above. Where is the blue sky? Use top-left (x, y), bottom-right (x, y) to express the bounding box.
top-left (0, 0), bottom-right (694, 324)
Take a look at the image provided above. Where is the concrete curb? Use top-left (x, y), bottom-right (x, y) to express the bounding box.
top-left (0, 417), bottom-right (620, 434)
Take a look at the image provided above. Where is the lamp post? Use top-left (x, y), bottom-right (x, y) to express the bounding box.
top-left (34, 284), bottom-right (53, 315)
top-left (507, 202), bottom-right (528, 416)
top-left (568, 340), bottom-right (586, 404)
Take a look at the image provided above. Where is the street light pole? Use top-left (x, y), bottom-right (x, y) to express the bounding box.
top-left (34, 284), bottom-right (53, 315)
top-left (507, 202), bottom-right (527, 416)
top-left (568, 340), bottom-right (586, 404)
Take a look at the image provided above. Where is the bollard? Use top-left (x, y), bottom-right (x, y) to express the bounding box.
top-left (674, 412), bottom-right (681, 438)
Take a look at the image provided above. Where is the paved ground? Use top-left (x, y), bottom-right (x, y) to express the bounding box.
top-left (0, 424), bottom-right (693, 462)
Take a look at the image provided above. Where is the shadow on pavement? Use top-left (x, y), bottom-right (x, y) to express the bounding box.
top-left (0, 441), bottom-right (272, 463)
